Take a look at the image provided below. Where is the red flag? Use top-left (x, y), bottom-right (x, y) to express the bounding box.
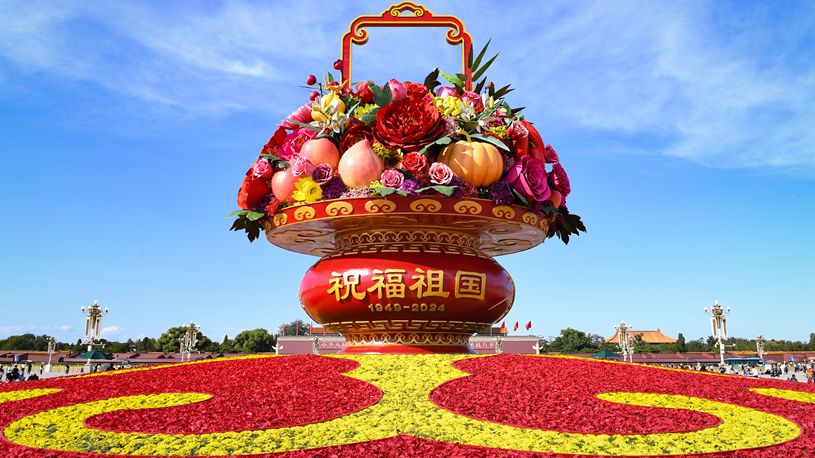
top-left (500, 321), bottom-right (507, 334)
top-left (296, 322), bottom-right (300, 335)
top-left (513, 321), bottom-right (519, 332)
top-left (525, 321), bottom-right (532, 331)
top-left (280, 324), bottom-right (285, 336)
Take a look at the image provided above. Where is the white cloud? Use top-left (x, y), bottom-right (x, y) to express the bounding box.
top-left (0, 0), bottom-right (813, 172)
top-left (99, 325), bottom-right (121, 337)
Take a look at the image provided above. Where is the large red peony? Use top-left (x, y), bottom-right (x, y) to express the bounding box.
top-left (237, 168), bottom-right (270, 209)
top-left (374, 97), bottom-right (446, 152)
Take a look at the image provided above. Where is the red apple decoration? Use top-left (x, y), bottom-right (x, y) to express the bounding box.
top-left (271, 169), bottom-right (297, 201)
top-left (300, 138), bottom-right (340, 169)
top-left (337, 139), bottom-right (384, 188)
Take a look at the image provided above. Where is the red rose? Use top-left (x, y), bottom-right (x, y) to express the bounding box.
top-left (354, 81), bottom-right (374, 104)
top-left (340, 118), bottom-right (374, 153)
top-left (374, 96), bottom-right (445, 152)
top-left (237, 168), bottom-right (271, 210)
top-left (400, 152), bottom-right (428, 178)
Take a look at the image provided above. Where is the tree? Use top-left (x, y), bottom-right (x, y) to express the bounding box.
top-left (281, 320), bottom-right (311, 336)
top-left (135, 337), bottom-right (156, 353)
top-left (220, 335), bottom-right (234, 353)
top-left (674, 333), bottom-right (687, 352)
top-left (155, 326), bottom-right (213, 353)
top-left (809, 333), bottom-right (815, 350)
top-left (232, 328), bottom-right (275, 353)
top-left (547, 328), bottom-right (600, 353)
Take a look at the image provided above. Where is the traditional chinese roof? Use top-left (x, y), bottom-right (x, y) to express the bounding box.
top-left (605, 329), bottom-right (677, 344)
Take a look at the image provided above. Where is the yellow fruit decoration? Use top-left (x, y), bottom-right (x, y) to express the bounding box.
top-left (437, 135), bottom-right (503, 187)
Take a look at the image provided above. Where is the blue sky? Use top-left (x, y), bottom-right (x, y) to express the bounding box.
top-left (1, 0), bottom-right (813, 344)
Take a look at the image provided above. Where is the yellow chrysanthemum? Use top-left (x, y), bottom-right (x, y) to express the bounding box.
top-left (291, 177), bottom-right (322, 203)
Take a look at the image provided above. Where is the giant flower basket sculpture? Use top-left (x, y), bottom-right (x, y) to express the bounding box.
top-left (230, 2), bottom-right (586, 353)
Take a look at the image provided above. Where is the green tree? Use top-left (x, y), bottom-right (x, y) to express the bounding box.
top-left (220, 335), bottom-right (234, 353)
top-left (281, 320), bottom-right (311, 336)
top-left (809, 333), bottom-right (815, 350)
top-left (135, 337), bottom-right (156, 353)
top-left (232, 328), bottom-right (275, 353)
top-left (547, 328), bottom-right (600, 353)
top-left (675, 333), bottom-right (687, 352)
top-left (155, 326), bottom-right (213, 353)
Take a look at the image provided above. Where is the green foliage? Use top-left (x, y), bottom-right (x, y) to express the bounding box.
top-left (675, 333), bottom-right (687, 352)
top-left (232, 328), bottom-right (275, 353)
top-left (280, 319), bottom-right (311, 336)
top-left (229, 212), bottom-right (263, 242)
top-left (545, 328), bottom-right (607, 353)
top-left (368, 81), bottom-right (393, 107)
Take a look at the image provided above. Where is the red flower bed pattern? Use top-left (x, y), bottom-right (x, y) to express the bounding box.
top-left (1, 355), bottom-right (814, 457)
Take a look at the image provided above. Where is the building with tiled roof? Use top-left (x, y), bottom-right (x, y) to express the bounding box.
top-left (606, 329), bottom-right (677, 344)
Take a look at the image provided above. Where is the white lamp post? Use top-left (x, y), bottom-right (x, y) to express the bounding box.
top-left (616, 321), bottom-right (634, 363)
top-left (80, 300), bottom-right (109, 369)
top-left (704, 300), bottom-right (731, 366)
top-left (45, 336), bottom-right (56, 372)
top-left (180, 322), bottom-right (199, 362)
top-left (756, 335), bottom-right (766, 361)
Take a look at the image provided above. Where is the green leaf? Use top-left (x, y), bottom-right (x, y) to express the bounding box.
top-left (246, 211), bottom-right (265, 221)
top-left (467, 43), bottom-right (474, 68)
top-left (471, 134), bottom-right (509, 152)
top-left (417, 135), bottom-right (453, 155)
top-left (439, 70), bottom-right (464, 89)
top-left (259, 153), bottom-right (285, 164)
top-left (472, 53), bottom-right (499, 82)
top-left (287, 119), bottom-right (320, 133)
top-left (327, 72), bottom-right (336, 82)
top-left (511, 186), bottom-right (529, 206)
top-left (493, 84), bottom-right (514, 99)
top-left (471, 38), bottom-right (492, 71)
top-left (475, 78), bottom-right (487, 94)
top-left (226, 209), bottom-right (249, 218)
top-left (359, 107), bottom-right (379, 125)
top-left (415, 185), bottom-right (457, 196)
top-left (376, 187), bottom-right (409, 197)
top-left (509, 106), bottom-right (525, 115)
top-left (423, 68), bottom-right (441, 93)
top-left (369, 81), bottom-right (392, 107)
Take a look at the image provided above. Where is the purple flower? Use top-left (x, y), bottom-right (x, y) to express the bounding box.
top-left (449, 177), bottom-right (476, 198)
top-left (488, 180), bottom-right (514, 206)
top-left (290, 155), bottom-right (315, 177)
top-left (380, 169), bottom-right (404, 189)
top-left (322, 177), bottom-right (348, 199)
top-left (400, 178), bottom-right (423, 195)
top-left (311, 163), bottom-right (335, 185)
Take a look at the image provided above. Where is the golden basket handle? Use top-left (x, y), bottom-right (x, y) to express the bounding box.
top-left (340, 2), bottom-right (473, 91)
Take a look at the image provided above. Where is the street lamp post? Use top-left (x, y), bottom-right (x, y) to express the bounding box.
top-left (180, 322), bottom-right (199, 362)
top-left (80, 300), bottom-right (109, 369)
top-left (45, 336), bottom-right (56, 372)
top-left (704, 300), bottom-right (731, 366)
top-left (756, 335), bottom-right (766, 361)
top-left (616, 321), bottom-right (634, 363)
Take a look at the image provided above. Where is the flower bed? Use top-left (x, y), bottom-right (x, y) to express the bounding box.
top-left (1, 355), bottom-right (814, 457)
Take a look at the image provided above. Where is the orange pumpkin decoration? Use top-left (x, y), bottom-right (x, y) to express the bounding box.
top-left (437, 140), bottom-right (503, 187)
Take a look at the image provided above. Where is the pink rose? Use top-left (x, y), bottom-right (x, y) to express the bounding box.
top-left (279, 103), bottom-right (313, 130)
top-left (380, 169), bottom-right (404, 189)
top-left (279, 128), bottom-right (316, 160)
top-left (252, 158), bottom-right (272, 178)
top-left (461, 91), bottom-right (484, 111)
top-left (388, 79), bottom-right (407, 101)
top-left (311, 163), bottom-right (335, 185)
top-left (290, 155), bottom-right (315, 177)
top-left (506, 155), bottom-right (551, 202)
top-left (435, 86), bottom-right (457, 97)
top-left (549, 163), bottom-right (571, 196)
top-left (429, 162), bottom-right (454, 185)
